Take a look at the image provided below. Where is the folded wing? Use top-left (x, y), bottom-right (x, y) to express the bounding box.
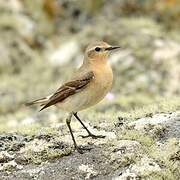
top-left (39, 71), bottom-right (94, 111)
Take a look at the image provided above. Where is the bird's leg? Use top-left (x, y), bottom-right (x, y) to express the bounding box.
top-left (66, 113), bottom-right (78, 149)
top-left (73, 112), bottom-right (105, 139)
top-left (66, 112), bottom-right (91, 153)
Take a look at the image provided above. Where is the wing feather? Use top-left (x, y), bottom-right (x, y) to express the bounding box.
top-left (39, 71), bottom-right (94, 111)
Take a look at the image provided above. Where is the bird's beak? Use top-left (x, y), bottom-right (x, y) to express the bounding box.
top-left (105, 46), bottom-right (121, 51)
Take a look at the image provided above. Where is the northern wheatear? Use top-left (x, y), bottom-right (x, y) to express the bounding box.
top-left (27, 41), bottom-right (120, 153)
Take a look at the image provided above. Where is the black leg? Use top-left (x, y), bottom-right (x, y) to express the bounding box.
top-left (73, 112), bottom-right (105, 139)
top-left (66, 113), bottom-right (78, 149)
top-left (66, 113), bottom-right (91, 153)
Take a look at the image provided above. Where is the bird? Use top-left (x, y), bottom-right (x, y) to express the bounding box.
top-left (26, 41), bottom-right (120, 153)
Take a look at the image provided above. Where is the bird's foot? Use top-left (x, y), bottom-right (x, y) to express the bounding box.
top-left (75, 145), bottom-right (92, 154)
top-left (80, 133), bottom-right (106, 139)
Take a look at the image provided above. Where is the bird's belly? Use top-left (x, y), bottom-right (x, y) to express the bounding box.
top-left (56, 80), bottom-right (112, 112)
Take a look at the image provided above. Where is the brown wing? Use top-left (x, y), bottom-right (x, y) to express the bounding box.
top-left (39, 71), bottom-right (94, 111)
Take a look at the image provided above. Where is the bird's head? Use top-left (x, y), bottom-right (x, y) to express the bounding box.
top-left (85, 41), bottom-right (120, 60)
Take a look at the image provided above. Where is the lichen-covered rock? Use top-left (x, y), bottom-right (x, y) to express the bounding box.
top-left (78, 164), bottom-right (97, 179)
top-left (128, 111), bottom-right (180, 139)
top-left (0, 151), bottom-right (14, 163)
top-left (116, 156), bottom-right (161, 180)
top-left (113, 140), bottom-right (141, 154)
top-left (0, 160), bottom-right (23, 172)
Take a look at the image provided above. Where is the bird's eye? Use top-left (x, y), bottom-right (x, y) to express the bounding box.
top-left (95, 47), bottom-right (101, 52)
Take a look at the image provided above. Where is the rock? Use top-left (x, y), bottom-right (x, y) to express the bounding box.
top-left (116, 156), bottom-right (161, 179)
top-left (128, 112), bottom-right (180, 140)
top-left (0, 160), bottom-right (23, 172)
top-left (110, 140), bottom-right (142, 175)
top-left (78, 164), bottom-right (97, 179)
top-left (21, 166), bottom-right (43, 179)
top-left (129, 112), bottom-right (179, 131)
top-left (114, 156), bottom-right (161, 180)
top-left (114, 169), bottom-right (137, 180)
top-left (0, 151), bottom-right (14, 163)
top-left (131, 156), bottom-right (161, 173)
top-left (0, 133), bottom-right (29, 152)
top-left (113, 140), bottom-right (141, 154)
top-left (20, 139), bottom-right (49, 154)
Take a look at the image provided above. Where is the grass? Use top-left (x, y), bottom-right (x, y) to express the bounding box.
top-left (116, 96), bottom-right (180, 121)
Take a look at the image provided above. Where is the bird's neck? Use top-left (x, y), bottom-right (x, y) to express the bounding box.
top-left (83, 56), bottom-right (109, 68)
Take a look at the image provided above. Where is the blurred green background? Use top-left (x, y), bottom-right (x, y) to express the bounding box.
top-left (0, 0), bottom-right (180, 132)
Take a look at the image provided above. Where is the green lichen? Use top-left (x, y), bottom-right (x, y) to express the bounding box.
top-left (141, 138), bottom-right (180, 180)
top-left (23, 147), bottom-right (72, 165)
top-left (117, 129), bottom-right (154, 148)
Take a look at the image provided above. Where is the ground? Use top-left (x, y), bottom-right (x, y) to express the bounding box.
top-left (0, 105), bottom-right (180, 179)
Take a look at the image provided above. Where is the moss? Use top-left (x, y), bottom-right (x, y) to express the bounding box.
top-left (116, 128), bottom-right (180, 179)
top-left (141, 138), bottom-right (180, 180)
top-left (116, 154), bottom-right (138, 168)
top-left (17, 137), bottom-right (72, 165)
top-left (117, 129), bottom-right (155, 147)
top-left (148, 169), bottom-right (179, 180)
top-left (141, 160), bottom-right (179, 180)
top-left (116, 96), bottom-right (180, 121)
top-left (25, 147), bottom-right (72, 165)
top-left (46, 148), bottom-right (72, 160)
top-left (146, 124), bottom-right (167, 139)
top-left (150, 138), bottom-right (179, 161)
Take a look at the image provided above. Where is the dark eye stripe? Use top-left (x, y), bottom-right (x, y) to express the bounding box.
top-left (95, 47), bottom-right (101, 52)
